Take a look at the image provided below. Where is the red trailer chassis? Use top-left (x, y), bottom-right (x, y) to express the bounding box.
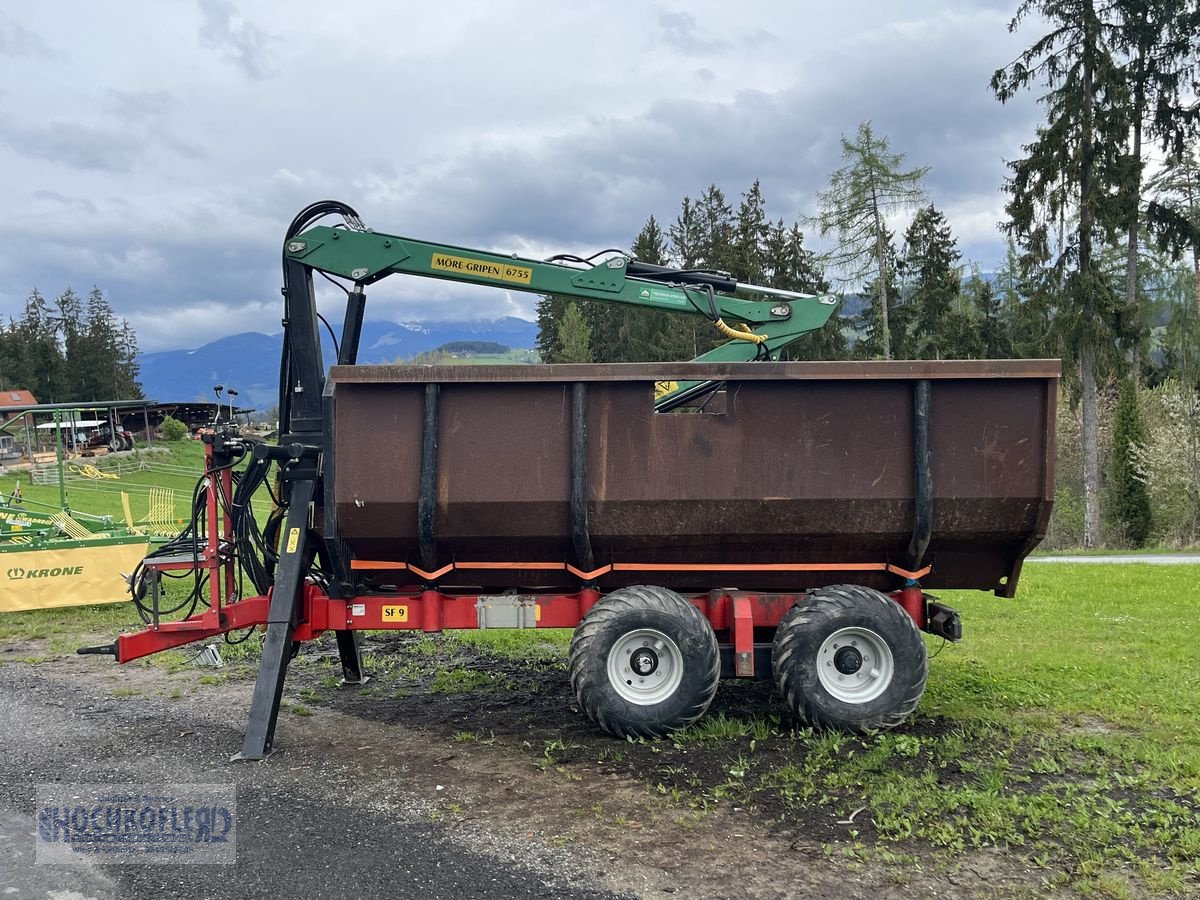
top-left (108, 438), bottom-right (947, 682)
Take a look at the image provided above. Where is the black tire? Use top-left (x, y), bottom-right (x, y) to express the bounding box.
top-left (131, 568), bottom-right (160, 603)
top-left (568, 585), bottom-right (719, 739)
top-left (772, 584), bottom-right (927, 733)
top-left (107, 438), bottom-right (123, 453)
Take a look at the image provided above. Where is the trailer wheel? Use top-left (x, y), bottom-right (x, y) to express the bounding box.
top-left (773, 584), bottom-right (927, 733)
top-left (568, 585), bottom-right (719, 739)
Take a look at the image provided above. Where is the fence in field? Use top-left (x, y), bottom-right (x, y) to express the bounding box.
top-left (25, 457), bottom-right (275, 519)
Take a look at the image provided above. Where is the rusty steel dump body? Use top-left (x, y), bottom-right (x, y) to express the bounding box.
top-left (330, 360), bottom-right (1058, 597)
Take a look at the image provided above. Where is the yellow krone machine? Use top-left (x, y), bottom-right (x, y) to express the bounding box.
top-left (1, 409), bottom-right (150, 612)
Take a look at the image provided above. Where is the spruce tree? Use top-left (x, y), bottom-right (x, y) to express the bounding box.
top-left (1147, 146), bottom-right (1200, 317)
top-left (1106, 380), bottom-right (1153, 545)
top-left (555, 302), bottom-right (593, 363)
top-left (731, 180), bottom-right (768, 285)
top-left (1114, 0), bottom-right (1200, 379)
top-left (766, 220), bottom-right (847, 360)
top-left (535, 295), bottom-right (567, 362)
top-left (14, 289), bottom-right (66, 402)
top-left (900, 205), bottom-right (962, 359)
top-left (992, 0), bottom-right (1134, 547)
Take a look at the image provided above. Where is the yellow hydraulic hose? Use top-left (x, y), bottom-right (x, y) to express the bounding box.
top-left (713, 318), bottom-right (767, 344)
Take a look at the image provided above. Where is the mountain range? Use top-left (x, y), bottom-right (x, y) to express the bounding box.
top-left (136, 317), bottom-right (540, 412)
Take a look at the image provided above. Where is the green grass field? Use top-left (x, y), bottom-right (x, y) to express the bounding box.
top-left (3, 438), bottom-right (273, 529)
top-left (1, 547), bottom-right (1196, 894)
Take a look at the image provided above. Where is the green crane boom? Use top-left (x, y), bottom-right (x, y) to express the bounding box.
top-left (284, 216), bottom-right (839, 407)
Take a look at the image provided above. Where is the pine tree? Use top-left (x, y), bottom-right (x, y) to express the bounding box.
top-left (1105, 380), bottom-right (1153, 545)
top-left (619, 214), bottom-right (698, 362)
top-left (535, 295), bottom-right (567, 362)
top-left (0, 319), bottom-right (16, 390)
top-left (965, 273), bottom-right (1013, 358)
top-left (992, 0), bottom-right (1134, 548)
top-left (900, 205), bottom-right (962, 359)
top-left (813, 121), bottom-right (929, 360)
top-left (117, 319), bottom-right (143, 399)
top-left (75, 287), bottom-right (141, 401)
top-left (1147, 146), bottom-right (1200, 317)
top-left (555, 302), bottom-right (592, 363)
top-left (855, 233), bottom-right (901, 359)
top-left (669, 196), bottom-right (701, 268)
top-left (766, 220), bottom-right (847, 360)
top-left (1114, 0), bottom-right (1200, 382)
top-left (56, 288), bottom-right (85, 397)
top-left (731, 180), bottom-right (768, 284)
top-left (693, 185), bottom-right (734, 273)
top-left (14, 289), bottom-right (66, 402)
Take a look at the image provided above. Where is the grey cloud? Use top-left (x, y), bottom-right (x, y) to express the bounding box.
top-left (658, 11), bottom-right (729, 53)
top-left (104, 89), bottom-right (174, 123)
top-left (0, 18), bottom-right (59, 60)
top-left (31, 191), bottom-right (99, 215)
top-left (197, 0), bottom-right (274, 81)
top-left (0, 2), bottom-right (1045, 345)
top-left (1, 119), bottom-right (142, 172)
top-left (355, 11), bottom-right (1039, 271)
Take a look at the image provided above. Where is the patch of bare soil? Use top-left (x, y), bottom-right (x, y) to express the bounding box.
top-left (274, 632), bottom-right (1051, 899)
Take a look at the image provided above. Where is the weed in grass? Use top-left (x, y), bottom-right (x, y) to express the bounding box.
top-left (197, 674), bottom-right (223, 686)
top-left (677, 711), bottom-right (776, 743)
top-left (540, 738), bottom-right (582, 766)
top-left (596, 747), bottom-right (626, 764)
top-left (289, 704), bottom-right (312, 717)
top-left (445, 629), bottom-right (571, 662)
top-left (452, 731), bottom-right (478, 743)
top-left (725, 754), bottom-right (751, 779)
top-left (429, 668), bottom-right (504, 693)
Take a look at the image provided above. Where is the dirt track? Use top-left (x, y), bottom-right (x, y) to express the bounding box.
top-left (0, 634), bottom-right (1043, 899)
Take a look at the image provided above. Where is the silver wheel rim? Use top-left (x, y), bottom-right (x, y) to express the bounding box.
top-left (816, 626), bottom-right (894, 703)
top-left (606, 628), bottom-right (684, 705)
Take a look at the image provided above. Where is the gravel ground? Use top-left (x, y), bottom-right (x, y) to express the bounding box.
top-left (0, 665), bottom-right (629, 900)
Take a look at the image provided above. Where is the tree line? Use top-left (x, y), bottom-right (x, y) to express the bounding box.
top-left (537, 0), bottom-right (1200, 549)
top-left (0, 287), bottom-right (142, 403)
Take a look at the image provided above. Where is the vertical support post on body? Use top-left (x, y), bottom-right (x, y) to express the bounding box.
top-left (570, 383), bottom-right (595, 574)
top-left (906, 379), bottom-right (932, 572)
top-left (418, 384), bottom-right (439, 573)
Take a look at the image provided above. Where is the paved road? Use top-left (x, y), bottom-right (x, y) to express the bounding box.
top-left (0, 666), bottom-right (627, 900)
top-left (1028, 554), bottom-right (1200, 565)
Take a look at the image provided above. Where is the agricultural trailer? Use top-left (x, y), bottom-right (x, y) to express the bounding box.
top-left (82, 201), bottom-right (1058, 760)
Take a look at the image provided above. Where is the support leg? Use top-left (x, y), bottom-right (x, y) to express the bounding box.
top-left (335, 629), bottom-right (367, 685)
top-left (236, 478), bottom-right (315, 761)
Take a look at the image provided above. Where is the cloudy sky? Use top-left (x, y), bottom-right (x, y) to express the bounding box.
top-left (0, 0), bottom-right (1042, 352)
